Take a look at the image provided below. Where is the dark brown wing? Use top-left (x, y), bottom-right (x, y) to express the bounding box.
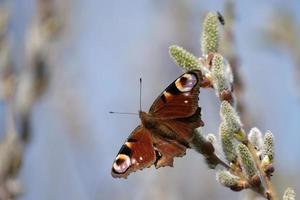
top-left (111, 126), bottom-right (156, 178)
top-left (149, 70), bottom-right (202, 119)
top-left (146, 70), bottom-right (204, 167)
top-left (148, 108), bottom-right (204, 168)
top-left (149, 70), bottom-right (204, 144)
top-left (163, 107), bottom-right (203, 143)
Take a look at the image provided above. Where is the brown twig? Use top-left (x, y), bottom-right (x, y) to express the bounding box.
top-left (246, 141), bottom-right (277, 200)
top-left (191, 130), bottom-right (231, 169)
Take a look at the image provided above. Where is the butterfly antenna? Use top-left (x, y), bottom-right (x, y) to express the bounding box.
top-left (139, 78), bottom-right (142, 112)
top-left (109, 111), bottom-right (138, 115)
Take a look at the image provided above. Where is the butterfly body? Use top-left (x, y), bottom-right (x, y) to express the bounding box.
top-left (139, 111), bottom-right (181, 143)
top-left (112, 70), bottom-right (204, 178)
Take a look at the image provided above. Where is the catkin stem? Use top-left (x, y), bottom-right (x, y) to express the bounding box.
top-left (247, 142), bottom-right (278, 200)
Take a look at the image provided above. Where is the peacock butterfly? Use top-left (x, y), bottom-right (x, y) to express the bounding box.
top-left (111, 70), bottom-right (204, 178)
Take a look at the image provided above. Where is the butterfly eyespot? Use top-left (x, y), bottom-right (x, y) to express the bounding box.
top-left (184, 100), bottom-right (188, 104)
top-left (113, 154), bottom-right (131, 174)
top-left (175, 73), bottom-right (197, 92)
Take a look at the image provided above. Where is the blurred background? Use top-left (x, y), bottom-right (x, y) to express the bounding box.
top-left (0, 0), bottom-right (299, 199)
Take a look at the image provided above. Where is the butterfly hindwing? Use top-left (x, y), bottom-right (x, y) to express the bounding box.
top-left (111, 126), bottom-right (156, 178)
top-left (149, 108), bottom-right (204, 168)
top-left (152, 135), bottom-right (187, 168)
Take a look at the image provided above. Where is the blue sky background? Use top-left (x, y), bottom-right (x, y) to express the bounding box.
top-left (4, 0), bottom-right (300, 199)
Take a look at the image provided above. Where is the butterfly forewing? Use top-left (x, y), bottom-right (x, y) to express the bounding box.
top-left (149, 70), bottom-right (204, 144)
top-left (111, 126), bottom-right (156, 178)
top-left (149, 70), bottom-right (202, 119)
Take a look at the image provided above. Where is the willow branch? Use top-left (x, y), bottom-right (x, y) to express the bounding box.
top-left (246, 142), bottom-right (277, 200)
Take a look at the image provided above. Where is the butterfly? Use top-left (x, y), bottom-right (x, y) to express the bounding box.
top-left (111, 70), bottom-right (204, 178)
